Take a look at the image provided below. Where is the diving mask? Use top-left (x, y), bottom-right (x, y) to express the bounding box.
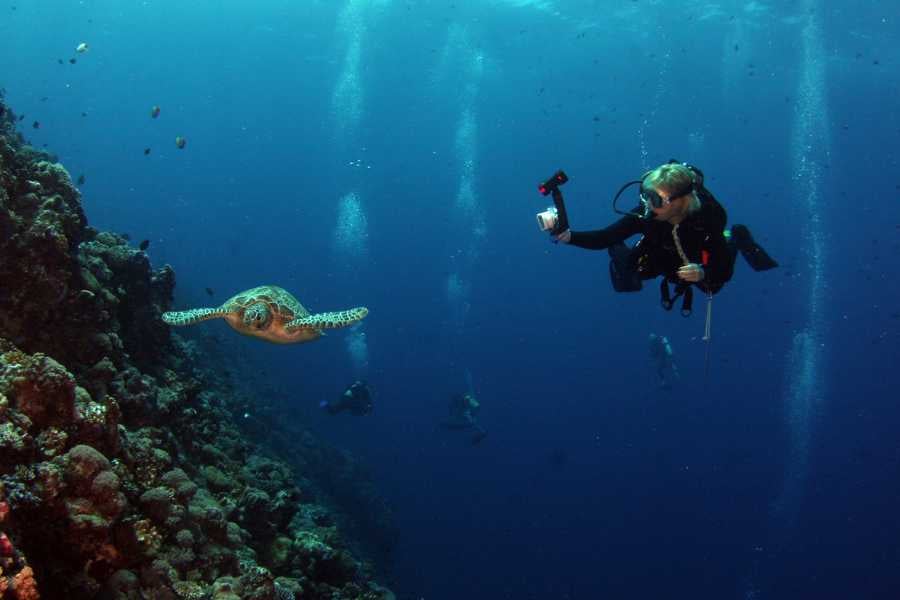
top-left (639, 182), bottom-right (694, 211)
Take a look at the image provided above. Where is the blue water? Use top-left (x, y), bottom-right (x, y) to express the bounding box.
top-left (3, 1), bottom-right (900, 598)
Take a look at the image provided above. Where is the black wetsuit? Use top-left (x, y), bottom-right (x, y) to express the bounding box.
top-left (323, 382), bottom-right (373, 416)
top-left (441, 394), bottom-right (487, 444)
top-left (569, 188), bottom-right (734, 295)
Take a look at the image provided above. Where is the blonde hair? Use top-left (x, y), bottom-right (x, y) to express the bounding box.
top-left (643, 163), bottom-right (700, 212)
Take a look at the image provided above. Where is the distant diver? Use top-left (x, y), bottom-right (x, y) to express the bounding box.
top-left (321, 380), bottom-right (373, 416)
top-left (441, 392), bottom-right (487, 445)
top-left (549, 448), bottom-right (568, 468)
top-left (648, 333), bottom-right (679, 390)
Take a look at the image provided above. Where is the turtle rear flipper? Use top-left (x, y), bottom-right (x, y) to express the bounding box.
top-left (285, 307), bottom-right (368, 332)
top-left (162, 308), bottom-right (228, 326)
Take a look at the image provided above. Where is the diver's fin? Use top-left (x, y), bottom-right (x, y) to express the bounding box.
top-left (731, 224), bottom-right (778, 272)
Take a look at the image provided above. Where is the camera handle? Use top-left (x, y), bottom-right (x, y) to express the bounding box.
top-left (549, 188), bottom-right (570, 235)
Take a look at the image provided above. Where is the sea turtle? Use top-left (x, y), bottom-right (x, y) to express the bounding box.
top-left (161, 285), bottom-right (368, 345)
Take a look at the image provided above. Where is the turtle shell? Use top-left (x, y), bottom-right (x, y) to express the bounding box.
top-left (222, 285), bottom-right (309, 323)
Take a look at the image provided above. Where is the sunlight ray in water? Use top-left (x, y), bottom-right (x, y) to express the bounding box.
top-left (774, 0), bottom-right (830, 541)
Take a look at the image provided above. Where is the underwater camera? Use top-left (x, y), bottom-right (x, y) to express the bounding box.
top-left (536, 170), bottom-right (569, 232)
top-left (536, 206), bottom-right (559, 231)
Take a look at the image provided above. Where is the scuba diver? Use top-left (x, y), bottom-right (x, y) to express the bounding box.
top-left (440, 392), bottom-right (487, 445)
top-left (535, 161), bottom-right (778, 316)
top-left (648, 333), bottom-right (679, 390)
top-left (321, 380), bottom-right (373, 416)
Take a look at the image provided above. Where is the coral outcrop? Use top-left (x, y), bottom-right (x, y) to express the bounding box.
top-left (0, 92), bottom-right (394, 599)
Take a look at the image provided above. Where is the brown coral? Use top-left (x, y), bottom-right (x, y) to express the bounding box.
top-left (11, 565), bottom-right (39, 600)
top-left (3, 352), bottom-right (75, 430)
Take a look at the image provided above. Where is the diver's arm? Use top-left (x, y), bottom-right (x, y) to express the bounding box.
top-left (567, 215), bottom-right (642, 250)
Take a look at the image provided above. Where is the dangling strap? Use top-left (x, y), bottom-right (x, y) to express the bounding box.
top-left (680, 286), bottom-right (693, 317)
top-left (703, 292), bottom-right (713, 342)
top-left (659, 279), bottom-right (693, 316)
top-left (660, 278), bottom-right (673, 310)
top-left (702, 291), bottom-right (713, 390)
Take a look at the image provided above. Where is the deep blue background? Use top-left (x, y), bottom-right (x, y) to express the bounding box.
top-left (3, 1), bottom-right (899, 598)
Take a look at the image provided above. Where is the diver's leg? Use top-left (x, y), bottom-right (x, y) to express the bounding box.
top-left (731, 224), bottom-right (778, 271)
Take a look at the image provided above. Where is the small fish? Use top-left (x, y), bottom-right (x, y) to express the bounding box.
top-left (150, 105), bottom-right (160, 119)
top-left (69, 58), bottom-right (77, 64)
top-left (32, 121), bottom-right (40, 129)
top-left (18, 114), bottom-right (24, 121)
top-left (139, 239), bottom-right (150, 251)
top-left (40, 96), bottom-right (48, 102)
top-left (143, 147), bottom-right (151, 155)
top-left (175, 136), bottom-right (186, 149)
top-left (81, 112), bottom-right (88, 117)
top-left (205, 287), bottom-right (215, 297)
top-left (76, 174), bottom-right (85, 185)
top-left (58, 58), bottom-right (64, 65)
top-left (76, 42), bottom-right (89, 53)
top-left (0, 106), bottom-right (4, 117)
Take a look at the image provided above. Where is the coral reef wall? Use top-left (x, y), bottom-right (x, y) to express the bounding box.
top-left (0, 93), bottom-right (395, 600)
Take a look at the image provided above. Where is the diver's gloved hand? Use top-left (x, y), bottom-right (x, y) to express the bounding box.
top-left (677, 263), bottom-right (705, 283)
top-left (552, 228), bottom-right (571, 244)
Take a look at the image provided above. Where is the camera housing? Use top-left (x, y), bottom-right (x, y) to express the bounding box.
top-left (535, 170), bottom-right (570, 234)
top-left (536, 207), bottom-right (558, 231)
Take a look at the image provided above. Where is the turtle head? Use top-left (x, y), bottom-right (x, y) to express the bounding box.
top-left (243, 302), bottom-right (272, 330)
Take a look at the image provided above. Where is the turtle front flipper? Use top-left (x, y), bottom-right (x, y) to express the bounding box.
top-left (162, 308), bottom-right (229, 326)
top-left (285, 307), bottom-right (369, 332)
